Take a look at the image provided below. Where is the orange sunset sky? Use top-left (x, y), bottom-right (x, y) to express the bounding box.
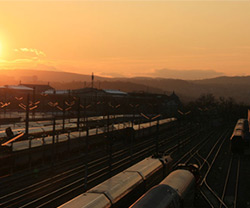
top-left (0, 1), bottom-right (250, 79)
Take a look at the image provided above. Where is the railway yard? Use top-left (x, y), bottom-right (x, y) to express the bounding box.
top-left (0, 112), bottom-right (250, 207)
top-left (1, 1), bottom-right (250, 207)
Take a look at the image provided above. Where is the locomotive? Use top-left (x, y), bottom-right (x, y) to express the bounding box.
top-left (230, 118), bottom-right (250, 154)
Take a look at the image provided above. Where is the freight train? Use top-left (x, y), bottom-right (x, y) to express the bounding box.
top-left (60, 155), bottom-right (173, 208)
top-left (230, 118), bottom-right (250, 154)
top-left (0, 118), bottom-right (176, 175)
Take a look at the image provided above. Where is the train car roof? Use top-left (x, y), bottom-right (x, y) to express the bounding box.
top-left (59, 193), bottom-right (110, 208)
top-left (130, 184), bottom-right (181, 208)
top-left (88, 171), bottom-right (142, 204)
top-left (230, 129), bottom-right (244, 140)
top-left (237, 119), bottom-right (248, 124)
top-left (125, 157), bottom-right (164, 180)
top-left (160, 169), bottom-right (195, 199)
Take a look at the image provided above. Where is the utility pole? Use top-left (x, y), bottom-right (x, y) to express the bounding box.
top-left (91, 72), bottom-right (94, 89)
top-left (25, 94), bottom-right (30, 135)
top-left (77, 97), bottom-right (81, 130)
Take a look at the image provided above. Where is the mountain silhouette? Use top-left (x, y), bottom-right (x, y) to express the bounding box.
top-left (1, 69), bottom-right (250, 103)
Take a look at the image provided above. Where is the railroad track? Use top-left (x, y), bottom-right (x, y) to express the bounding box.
top-left (220, 155), bottom-right (241, 208)
top-left (34, 126), bottom-right (199, 207)
top-left (0, 122), bottom-right (175, 187)
top-left (0, 123), bottom-right (192, 207)
top-left (198, 128), bottom-right (233, 208)
top-left (170, 127), bottom-right (224, 168)
top-left (166, 126), bottom-right (233, 208)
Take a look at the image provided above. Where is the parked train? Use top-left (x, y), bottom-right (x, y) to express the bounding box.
top-left (60, 155), bottom-right (173, 208)
top-left (0, 128), bottom-right (134, 175)
top-left (230, 118), bottom-right (250, 154)
top-left (130, 163), bottom-right (200, 208)
top-left (1, 118), bottom-right (175, 152)
top-left (0, 118), bottom-right (176, 175)
top-left (0, 114), bottom-right (141, 139)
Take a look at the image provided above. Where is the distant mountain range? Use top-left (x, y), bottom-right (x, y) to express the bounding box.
top-left (0, 69), bottom-right (250, 103)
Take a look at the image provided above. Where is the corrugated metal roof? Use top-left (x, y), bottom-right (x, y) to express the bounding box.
top-left (1, 85), bottom-right (33, 91)
top-left (44, 89), bottom-right (69, 94)
top-left (103, 89), bottom-right (127, 95)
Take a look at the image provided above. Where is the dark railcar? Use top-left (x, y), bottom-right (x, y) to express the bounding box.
top-left (130, 164), bottom-right (199, 208)
top-left (230, 118), bottom-right (249, 154)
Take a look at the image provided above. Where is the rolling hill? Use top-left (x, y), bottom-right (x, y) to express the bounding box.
top-left (0, 69), bottom-right (250, 103)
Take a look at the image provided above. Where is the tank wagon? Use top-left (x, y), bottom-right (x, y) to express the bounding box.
top-left (130, 164), bottom-right (199, 208)
top-left (59, 155), bottom-right (173, 208)
top-left (230, 118), bottom-right (250, 154)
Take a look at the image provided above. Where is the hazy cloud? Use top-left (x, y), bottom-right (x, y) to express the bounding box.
top-left (0, 58), bottom-right (34, 64)
top-left (0, 56), bottom-right (56, 71)
top-left (14, 48), bottom-right (46, 57)
top-left (151, 68), bottom-right (225, 80)
top-left (100, 72), bottom-right (125, 78)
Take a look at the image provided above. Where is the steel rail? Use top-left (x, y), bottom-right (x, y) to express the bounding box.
top-left (0, 123), bottom-right (186, 207)
top-left (220, 156), bottom-right (233, 208)
top-left (234, 157), bottom-right (240, 208)
top-left (199, 129), bottom-right (231, 208)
